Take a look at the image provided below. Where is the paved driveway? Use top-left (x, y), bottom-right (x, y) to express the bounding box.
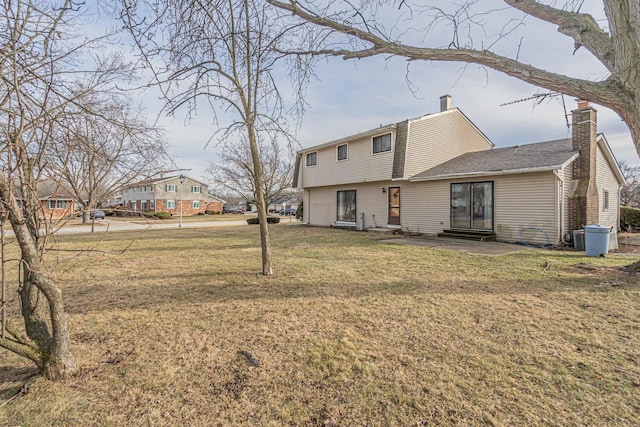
top-left (381, 236), bottom-right (527, 255)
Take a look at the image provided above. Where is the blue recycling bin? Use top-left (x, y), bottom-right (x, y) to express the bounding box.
top-left (584, 224), bottom-right (612, 257)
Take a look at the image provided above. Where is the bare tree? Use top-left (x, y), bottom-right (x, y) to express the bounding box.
top-left (119, 0), bottom-right (307, 275)
top-left (0, 0), bottom-right (135, 380)
top-left (46, 96), bottom-right (169, 225)
top-left (619, 160), bottom-right (640, 207)
top-left (205, 139), bottom-right (293, 208)
top-left (269, 0), bottom-right (640, 155)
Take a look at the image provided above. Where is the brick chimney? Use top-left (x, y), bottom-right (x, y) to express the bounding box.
top-left (568, 101), bottom-right (599, 230)
top-left (440, 94), bottom-right (452, 112)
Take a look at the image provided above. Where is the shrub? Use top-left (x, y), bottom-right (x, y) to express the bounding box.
top-left (295, 202), bottom-right (303, 220)
top-left (144, 211), bottom-right (172, 219)
top-left (246, 216), bottom-right (280, 225)
top-left (621, 206), bottom-right (640, 231)
top-left (198, 212), bottom-right (205, 215)
top-left (205, 210), bottom-right (220, 215)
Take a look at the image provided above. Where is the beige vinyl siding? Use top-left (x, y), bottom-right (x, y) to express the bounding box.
top-left (403, 172), bottom-right (558, 245)
top-left (404, 110), bottom-right (492, 177)
top-left (402, 181), bottom-right (450, 235)
top-left (302, 131), bottom-right (395, 188)
top-left (494, 173), bottom-right (558, 245)
top-left (306, 181), bottom-right (396, 227)
top-left (303, 190), bottom-right (310, 223)
top-left (595, 143), bottom-right (620, 228)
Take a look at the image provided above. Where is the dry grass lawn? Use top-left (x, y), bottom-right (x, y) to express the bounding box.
top-left (1, 225), bottom-right (639, 426)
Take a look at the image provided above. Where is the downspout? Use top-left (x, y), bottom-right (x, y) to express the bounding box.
top-left (618, 186), bottom-right (622, 231)
top-left (553, 170), bottom-right (565, 243)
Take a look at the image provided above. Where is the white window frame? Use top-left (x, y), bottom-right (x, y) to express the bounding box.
top-left (166, 200), bottom-right (176, 209)
top-left (192, 185), bottom-right (202, 193)
top-left (372, 133), bottom-right (392, 155)
top-left (306, 151), bottom-right (318, 167)
top-left (337, 144), bottom-right (348, 161)
top-left (47, 200), bottom-right (67, 209)
top-left (603, 189), bottom-right (610, 210)
top-left (165, 184), bottom-right (177, 192)
top-left (192, 200), bottom-right (201, 209)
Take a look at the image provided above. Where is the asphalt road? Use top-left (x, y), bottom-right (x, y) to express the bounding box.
top-left (54, 218), bottom-right (252, 235)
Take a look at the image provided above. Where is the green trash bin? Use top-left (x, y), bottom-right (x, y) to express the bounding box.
top-left (584, 224), bottom-right (612, 257)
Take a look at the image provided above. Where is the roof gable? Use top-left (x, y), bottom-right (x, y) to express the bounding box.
top-left (596, 134), bottom-right (626, 184)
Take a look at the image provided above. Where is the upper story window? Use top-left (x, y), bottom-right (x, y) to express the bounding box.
top-left (165, 184), bottom-right (177, 192)
top-left (141, 185), bottom-right (147, 192)
top-left (306, 151), bottom-right (318, 166)
top-left (337, 144), bottom-right (348, 161)
top-left (603, 189), bottom-right (610, 210)
top-left (372, 133), bottom-right (392, 154)
top-left (192, 185), bottom-right (202, 193)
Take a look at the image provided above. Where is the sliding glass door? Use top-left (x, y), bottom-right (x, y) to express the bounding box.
top-left (450, 182), bottom-right (493, 230)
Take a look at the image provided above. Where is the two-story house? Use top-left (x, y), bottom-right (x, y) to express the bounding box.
top-left (121, 175), bottom-right (224, 215)
top-left (295, 96), bottom-right (625, 246)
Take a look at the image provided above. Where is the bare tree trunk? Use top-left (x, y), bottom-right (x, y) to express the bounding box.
top-left (248, 125), bottom-right (273, 275)
top-left (12, 208), bottom-right (77, 380)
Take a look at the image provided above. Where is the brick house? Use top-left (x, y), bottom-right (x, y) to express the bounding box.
top-left (121, 175), bottom-right (224, 216)
top-left (37, 179), bottom-right (78, 221)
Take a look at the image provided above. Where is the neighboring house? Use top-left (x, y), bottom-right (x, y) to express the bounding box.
top-left (268, 197), bottom-right (300, 213)
top-left (121, 175), bottom-right (225, 215)
top-left (295, 96), bottom-right (625, 246)
top-left (36, 179), bottom-right (77, 220)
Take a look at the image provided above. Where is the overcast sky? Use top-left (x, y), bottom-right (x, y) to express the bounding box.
top-left (139, 1), bottom-right (637, 181)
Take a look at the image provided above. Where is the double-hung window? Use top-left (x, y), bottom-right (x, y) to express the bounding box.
top-left (306, 151), bottom-right (318, 166)
top-left (192, 186), bottom-right (202, 193)
top-left (337, 190), bottom-right (356, 223)
top-left (372, 133), bottom-right (392, 154)
top-left (165, 184), bottom-right (177, 192)
top-left (166, 200), bottom-right (176, 209)
top-left (192, 201), bottom-right (201, 209)
top-left (337, 144), bottom-right (348, 161)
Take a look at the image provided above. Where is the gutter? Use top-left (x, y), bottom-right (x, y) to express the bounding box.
top-left (410, 157), bottom-right (579, 183)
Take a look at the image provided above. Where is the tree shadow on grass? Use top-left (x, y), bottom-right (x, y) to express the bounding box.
top-left (0, 365), bottom-right (39, 398)
top-left (61, 266), bottom-right (630, 316)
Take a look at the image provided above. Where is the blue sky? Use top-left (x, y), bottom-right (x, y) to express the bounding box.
top-left (144, 1), bottom-right (637, 180)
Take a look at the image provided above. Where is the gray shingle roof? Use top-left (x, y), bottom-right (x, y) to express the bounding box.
top-left (411, 138), bottom-right (577, 181)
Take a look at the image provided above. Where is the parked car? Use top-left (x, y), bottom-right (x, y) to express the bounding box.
top-left (279, 208), bottom-right (296, 216)
top-left (223, 206), bottom-right (241, 214)
top-left (90, 209), bottom-right (106, 220)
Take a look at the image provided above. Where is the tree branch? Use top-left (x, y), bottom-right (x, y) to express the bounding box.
top-left (504, 0), bottom-right (615, 71)
top-left (268, 0), bottom-right (631, 113)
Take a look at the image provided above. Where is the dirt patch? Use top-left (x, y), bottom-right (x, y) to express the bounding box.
top-left (381, 236), bottom-right (527, 255)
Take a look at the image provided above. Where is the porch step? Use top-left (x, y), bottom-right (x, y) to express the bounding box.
top-left (438, 229), bottom-right (496, 242)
